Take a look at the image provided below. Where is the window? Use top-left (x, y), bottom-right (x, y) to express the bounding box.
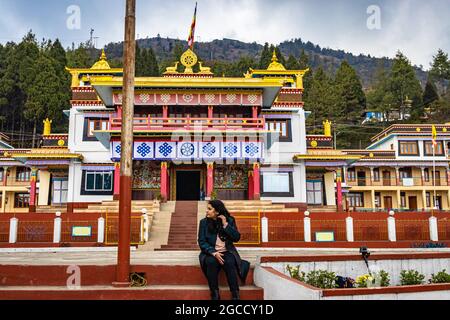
top-left (52, 178), bottom-right (68, 204)
top-left (14, 193), bottom-right (29, 208)
top-left (424, 141), bottom-right (444, 156)
top-left (81, 171), bottom-right (113, 195)
top-left (347, 169), bottom-right (356, 181)
top-left (265, 119), bottom-right (292, 142)
top-left (16, 167), bottom-right (31, 181)
top-left (83, 118), bottom-right (109, 141)
top-left (306, 180), bottom-right (322, 205)
top-left (400, 192), bottom-right (406, 207)
top-left (261, 171), bottom-right (294, 197)
top-left (426, 192), bottom-right (431, 207)
top-left (399, 141), bottom-right (419, 155)
top-left (347, 193), bottom-right (364, 207)
top-left (374, 192), bottom-right (381, 208)
top-left (373, 168), bottom-right (380, 181)
top-left (0, 168), bottom-right (3, 182)
top-left (424, 168), bottom-right (430, 182)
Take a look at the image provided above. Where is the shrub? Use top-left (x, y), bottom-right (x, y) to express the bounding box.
top-left (379, 270), bottom-right (390, 287)
top-left (429, 269), bottom-right (450, 284)
top-left (400, 270), bottom-right (425, 285)
top-left (355, 274), bottom-right (373, 288)
top-left (286, 265), bottom-right (305, 282)
top-left (305, 270), bottom-right (336, 289)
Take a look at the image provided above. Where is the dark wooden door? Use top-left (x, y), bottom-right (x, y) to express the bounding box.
top-left (382, 171), bottom-right (391, 186)
top-left (383, 196), bottom-right (393, 210)
top-left (408, 196), bottom-right (418, 210)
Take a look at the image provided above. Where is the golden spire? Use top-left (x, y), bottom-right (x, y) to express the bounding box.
top-left (91, 48), bottom-right (111, 69)
top-left (267, 49), bottom-right (286, 71)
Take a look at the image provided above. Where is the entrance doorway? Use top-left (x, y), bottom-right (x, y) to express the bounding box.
top-left (176, 171), bottom-right (201, 200)
top-left (408, 196), bottom-right (418, 210)
top-left (383, 196), bottom-right (393, 210)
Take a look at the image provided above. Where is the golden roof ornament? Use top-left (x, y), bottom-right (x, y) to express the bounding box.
top-left (43, 118), bottom-right (52, 136)
top-left (323, 120), bottom-right (332, 137)
top-left (91, 49), bottom-right (111, 70)
top-left (267, 50), bottom-right (286, 71)
top-left (180, 48), bottom-right (198, 73)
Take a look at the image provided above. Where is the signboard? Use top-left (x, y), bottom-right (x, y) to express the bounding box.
top-left (402, 178), bottom-right (414, 187)
top-left (71, 226), bottom-right (92, 237)
top-left (315, 231), bottom-right (335, 242)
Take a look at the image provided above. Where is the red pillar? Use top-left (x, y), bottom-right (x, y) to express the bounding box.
top-left (163, 105), bottom-right (168, 119)
top-left (336, 169), bottom-right (343, 212)
top-left (29, 168), bottom-right (37, 212)
top-left (206, 162), bottom-right (214, 198)
top-left (253, 163), bottom-right (260, 200)
top-left (252, 106), bottom-right (258, 119)
top-left (117, 105), bottom-right (123, 118)
top-left (166, 169), bottom-right (170, 201)
top-left (248, 170), bottom-right (254, 200)
top-left (160, 162), bottom-right (168, 202)
top-left (3, 167), bottom-right (7, 186)
top-left (208, 106), bottom-right (213, 119)
top-left (114, 162), bottom-right (120, 200)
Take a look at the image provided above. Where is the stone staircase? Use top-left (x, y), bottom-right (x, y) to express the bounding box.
top-left (157, 201), bottom-right (199, 251)
top-left (138, 201), bottom-right (175, 251)
top-left (73, 200), bottom-right (160, 215)
top-left (223, 200), bottom-right (299, 213)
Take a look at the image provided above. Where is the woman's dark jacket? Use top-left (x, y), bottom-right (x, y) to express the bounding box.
top-left (198, 216), bottom-right (250, 284)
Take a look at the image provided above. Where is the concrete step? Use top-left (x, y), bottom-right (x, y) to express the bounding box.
top-left (0, 285), bottom-right (263, 300)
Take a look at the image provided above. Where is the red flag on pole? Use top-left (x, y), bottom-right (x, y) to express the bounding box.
top-left (187, 2), bottom-right (197, 49)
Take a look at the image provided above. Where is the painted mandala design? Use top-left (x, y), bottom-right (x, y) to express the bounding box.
top-left (202, 143), bottom-right (216, 157)
top-left (223, 143), bottom-right (238, 157)
top-left (247, 94), bottom-right (258, 104)
top-left (182, 94), bottom-right (194, 103)
top-left (160, 94), bottom-right (171, 103)
top-left (137, 143), bottom-right (151, 157)
top-left (115, 145), bottom-right (121, 155)
top-left (180, 143), bottom-right (195, 156)
top-left (140, 93), bottom-right (150, 103)
top-left (245, 143), bottom-right (259, 157)
top-left (117, 94), bottom-right (123, 103)
top-left (205, 94), bottom-right (216, 104)
top-left (158, 142), bottom-right (173, 157)
top-left (226, 94), bottom-right (237, 103)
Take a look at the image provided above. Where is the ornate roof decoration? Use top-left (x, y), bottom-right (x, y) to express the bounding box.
top-left (91, 49), bottom-right (111, 70)
top-left (267, 50), bottom-right (286, 71)
top-left (163, 48), bottom-right (213, 76)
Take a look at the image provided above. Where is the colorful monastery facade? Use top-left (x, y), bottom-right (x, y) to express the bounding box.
top-left (0, 50), bottom-right (448, 213)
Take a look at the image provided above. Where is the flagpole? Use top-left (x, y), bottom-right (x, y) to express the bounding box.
top-left (432, 142), bottom-right (436, 213)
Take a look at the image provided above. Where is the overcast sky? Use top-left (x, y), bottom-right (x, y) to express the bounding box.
top-left (0, 0), bottom-right (449, 69)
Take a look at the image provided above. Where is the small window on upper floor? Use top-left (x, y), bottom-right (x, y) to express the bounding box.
top-left (398, 141), bottom-right (419, 156)
top-left (265, 119), bottom-right (292, 142)
top-left (424, 141), bottom-right (444, 156)
top-left (83, 118), bottom-right (109, 141)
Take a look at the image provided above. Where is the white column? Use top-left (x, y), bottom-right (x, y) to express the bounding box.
top-left (304, 211), bottom-right (311, 242)
top-left (261, 216), bottom-right (269, 243)
top-left (53, 212), bottom-right (62, 243)
top-left (429, 216), bottom-right (438, 242)
top-left (387, 211), bottom-right (396, 242)
top-left (141, 208), bottom-right (149, 242)
top-left (97, 217), bottom-right (105, 243)
top-left (9, 217), bottom-right (18, 243)
top-left (345, 216), bottom-right (354, 242)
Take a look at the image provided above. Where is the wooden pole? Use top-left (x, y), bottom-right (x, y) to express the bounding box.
top-left (114, 0), bottom-right (136, 287)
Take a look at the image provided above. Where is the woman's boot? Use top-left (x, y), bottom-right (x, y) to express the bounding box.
top-left (211, 289), bottom-right (220, 300)
top-left (231, 290), bottom-right (240, 300)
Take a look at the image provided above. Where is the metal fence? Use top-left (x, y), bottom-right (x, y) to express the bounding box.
top-left (268, 220), bottom-right (304, 241)
top-left (353, 220), bottom-right (389, 241)
top-left (0, 221), bottom-right (9, 242)
top-left (396, 219), bottom-right (430, 241)
top-left (61, 220), bottom-right (98, 243)
top-left (105, 214), bottom-right (144, 245)
top-left (438, 218), bottom-right (450, 241)
top-left (234, 213), bottom-right (261, 245)
top-left (17, 221), bottom-right (53, 243)
top-left (311, 219), bottom-right (347, 241)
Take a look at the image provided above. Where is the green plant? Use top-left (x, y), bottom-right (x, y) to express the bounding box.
top-left (379, 270), bottom-right (390, 287)
top-left (355, 274), bottom-right (373, 288)
top-left (400, 270), bottom-right (425, 285)
top-left (429, 269), bottom-right (450, 284)
top-left (286, 265), bottom-right (305, 282)
top-left (305, 270), bottom-right (336, 289)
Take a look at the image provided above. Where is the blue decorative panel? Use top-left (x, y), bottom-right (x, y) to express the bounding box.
top-left (177, 141), bottom-right (198, 159)
top-left (221, 142), bottom-right (241, 158)
top-left (111, 141), bottom-right (121, 159)
top-left (200, 142), bottom-right (221, 159)
top-left (134, 141), bottom-right (154, 160)
top-left (242, 142), bottom-right (263, 159)
top-left (155, 141), bottom-right (176, 159)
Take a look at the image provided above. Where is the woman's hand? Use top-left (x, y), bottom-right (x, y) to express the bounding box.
top-left (218, 215), bottom-right (228, 228)
top-left (212, 252), bottom-right (224, 265)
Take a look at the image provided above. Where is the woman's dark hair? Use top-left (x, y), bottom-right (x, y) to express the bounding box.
top-left (208, 199), bottom-right (231, 218)
top-left (207, 200), bottom-right (234, 236)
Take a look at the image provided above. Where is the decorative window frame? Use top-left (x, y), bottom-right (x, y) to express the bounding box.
top-left (398, 140), bottom-right (419, 156)
top-left (260, 170), bottom-right (294, 197)
top-left (83, 117), bottom-right (109, 141)
top-left (80, 170), bottom-right (114, 195)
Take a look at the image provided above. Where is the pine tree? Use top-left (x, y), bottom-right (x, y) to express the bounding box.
top-left (285, 54), bottom-right (300, 70)
top-left (135, 44), bottom-right (144, 76)
top-left (258, 43), bottom-right (271, 69)
top-left (298, 50), bottom-right (313, 98)
top-left (423, 77), bottom-right (439, 106)
top-left (430, 49), bottom-right (450, 81)
top-left (274, 46), bottom-right (286, 66)
top-left (147, 48), bottom-right (159, 76)
top-left (334, 60), bottom-right (366, 123)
